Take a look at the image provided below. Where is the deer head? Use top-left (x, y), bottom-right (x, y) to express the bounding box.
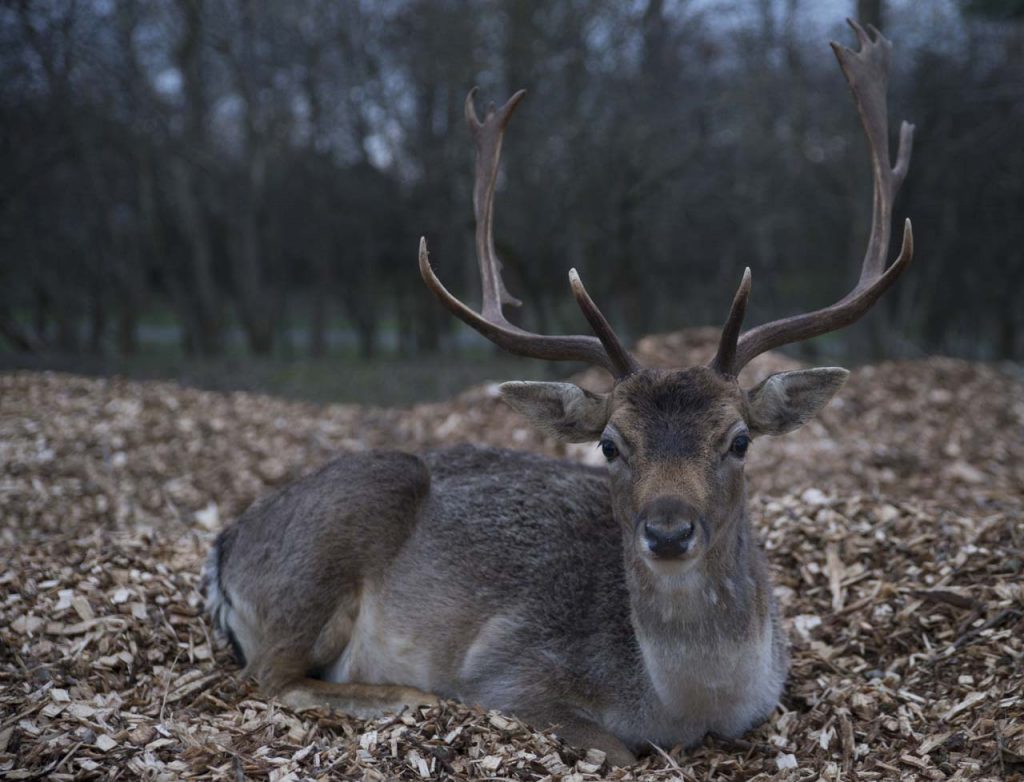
top-left (419, 20), bottom-right (914, 580)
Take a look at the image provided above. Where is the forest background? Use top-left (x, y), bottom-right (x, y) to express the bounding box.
top-left (2, 0), bottom-right (1021, 403)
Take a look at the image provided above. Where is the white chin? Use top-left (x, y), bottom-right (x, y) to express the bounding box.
top-left (643, 553), bottom-right (701, 588)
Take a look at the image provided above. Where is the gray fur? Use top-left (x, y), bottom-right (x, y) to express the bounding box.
top-left (206, 367), bottom-right (819, 765)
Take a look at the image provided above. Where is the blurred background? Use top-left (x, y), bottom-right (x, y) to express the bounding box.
top-left (1, 0), bottom-right (1021, 404)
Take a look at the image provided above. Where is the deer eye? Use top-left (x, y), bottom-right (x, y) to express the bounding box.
top-left (599, 438), bottom-right (620, 461)
top-left (729, 434), bottom-right (750, 458)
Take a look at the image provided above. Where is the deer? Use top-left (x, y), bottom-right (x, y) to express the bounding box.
top-left (204, 21), bottom-right (914, 767)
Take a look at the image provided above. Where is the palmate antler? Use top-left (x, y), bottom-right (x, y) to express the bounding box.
top-left (710, 19), bottom-right (915, 376)
top-left (418, 90), bottom-right (639, 379)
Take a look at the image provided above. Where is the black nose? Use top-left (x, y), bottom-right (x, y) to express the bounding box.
top-left (639, 498), bottom-right (698, 559)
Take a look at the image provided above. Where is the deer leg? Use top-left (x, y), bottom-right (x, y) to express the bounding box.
top-left (279, 678), bottom-right (439, 720)
top-left (531, 710), bottom-right (636, 768)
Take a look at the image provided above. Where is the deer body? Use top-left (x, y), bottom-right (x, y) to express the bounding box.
top-left (209, 428), bottom-right (784, 763)
top-left (206, 22), bottom-right (914, 766)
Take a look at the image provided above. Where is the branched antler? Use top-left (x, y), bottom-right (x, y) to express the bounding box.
top-left (419, 90), bottom-right (638, 378)
top-left (710, 19), bottom-right (915, 377)
top-left (420, 21), bottom-right (913, 383)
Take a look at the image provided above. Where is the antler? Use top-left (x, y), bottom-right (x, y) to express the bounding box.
top-left (419, 89), bottom-right (639, 378)
top-left (710, 19), bottom-right (915, 377)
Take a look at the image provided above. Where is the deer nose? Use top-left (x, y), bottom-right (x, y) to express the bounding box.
top-left (639, 498), bottom-right (698, 559)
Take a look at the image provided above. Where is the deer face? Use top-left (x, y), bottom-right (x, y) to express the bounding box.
top-left (602, 369), bottom-right (747, 574)
top-left (501, 365), bottom-right (847, 576)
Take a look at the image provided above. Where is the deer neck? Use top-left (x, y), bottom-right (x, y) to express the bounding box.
top-left (621, 502), bottom-right (779, 724)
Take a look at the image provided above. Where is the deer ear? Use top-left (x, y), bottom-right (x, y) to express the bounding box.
top-left (745, 368), bottom-right (849, 436)
top-left (499, 382), bottom-right (610, 442)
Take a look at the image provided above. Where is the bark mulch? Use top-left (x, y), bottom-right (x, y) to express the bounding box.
top-left (2, 330), bottom-right (1022, 780)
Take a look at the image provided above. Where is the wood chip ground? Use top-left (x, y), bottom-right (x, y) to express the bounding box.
top-left (2, 330), bottom-right (1022, 780)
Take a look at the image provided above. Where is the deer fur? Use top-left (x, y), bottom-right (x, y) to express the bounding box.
top-left (205, 367), bottom-right (846, 765)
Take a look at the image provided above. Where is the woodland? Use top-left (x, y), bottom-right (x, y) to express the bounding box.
top-left (1, 0), bottom-right (1023, 365)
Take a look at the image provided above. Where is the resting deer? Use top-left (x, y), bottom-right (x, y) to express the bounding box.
top-left (205, 22), bottom-right (914, 766)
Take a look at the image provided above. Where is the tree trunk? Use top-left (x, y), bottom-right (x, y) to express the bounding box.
top-left (0, 316), bottom-right (43, 352)
top-left (356, 319), bottom-right (377, 360)
top-left (233, 168), bottom-right (274, 356)
top-left (117, 307), bottom-right (139, 355)
top-left (56, 311), bottom-right (79, 353)
top-left (32, 286), bottom-right (51, 346)
top-left (169, 0), bottom-right (223, 356)
top-left (396, 290), bottom-right (416, 357)
top-left (309, 283), bottom-right (328, 357)
top-left (170, 161), bottom-right (223, 355)
top-left (88, 283), bottom-right (107, 355)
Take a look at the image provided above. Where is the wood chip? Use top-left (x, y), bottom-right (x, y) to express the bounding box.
top-left (3, 343), bottom-right (1022, 781)
top-left (95, 734), bottom-right (118, 752)
top-left (941, 691), bottom-right (988, 722)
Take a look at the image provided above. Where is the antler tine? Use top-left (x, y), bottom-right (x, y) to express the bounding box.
top-left (419, 239), bottom-right (614, 369)
top-left (570, 269), bottom-right (641, 376)
top-left (832, 18), bottom-right (914, 285)
top-left (716, 20), bottom-right (915, 376)
top-left (709, 268), bottom-right (751, 376)
top-left (419, 90), bottom-right (638, 378)
top-left (465, 87), bottom-right (526, 322)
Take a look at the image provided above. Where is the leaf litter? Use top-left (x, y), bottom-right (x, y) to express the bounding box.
top-left (2, 329), bottom-right (1022, 780)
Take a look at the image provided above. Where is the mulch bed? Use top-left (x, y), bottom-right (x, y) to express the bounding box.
top-left (2, 330), bottom-right (1022, 780)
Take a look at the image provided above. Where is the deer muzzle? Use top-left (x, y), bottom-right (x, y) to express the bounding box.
top-left (638, 497), bottom-right (700, 560)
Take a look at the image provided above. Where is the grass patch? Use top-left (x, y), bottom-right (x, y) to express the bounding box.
top-left (0, 350), bottom-right (564, 406)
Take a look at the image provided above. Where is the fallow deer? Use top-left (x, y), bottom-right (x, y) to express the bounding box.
top-left (205, 21), bottom-right (914, 766)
